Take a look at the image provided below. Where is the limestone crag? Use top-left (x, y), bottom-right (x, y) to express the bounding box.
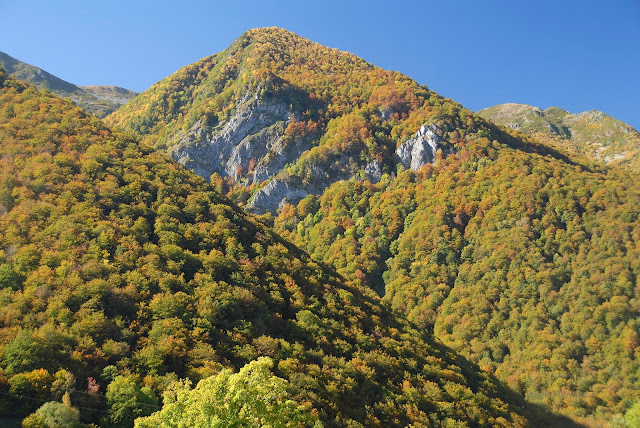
top-left (250, 122), bottom-right (449, 213)
top-left (248, 179), bottom-right (309, 213)
top-left (396, 123), bottom-right (442, 170)
top-left (249, 130), bottom-right (315, 184)
top-left (171, 88), bottom-right (301, 181)
top-left (364, 160), bottom-right (382, 183)
top-left (249, 151), bottom-right (359, 213)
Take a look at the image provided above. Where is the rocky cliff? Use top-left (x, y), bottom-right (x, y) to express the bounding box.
top-left (396, 123), bottom-right (443, 170)
top-left (171, 85), bottom-right (300, 181)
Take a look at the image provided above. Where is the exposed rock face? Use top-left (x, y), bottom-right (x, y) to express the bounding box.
top-left (250, 132), bottom-right (314, 184)
top-left (364, 160), bottom-right (382, 183)
top-left (378, 107), bottom-right (395, 121)
top-left (248, 179), bottom-right (309, 214)
top-left (396, 123), bottom-right (442, 170)
top-left (249, 151), bottom-right (359, 214)
top-left (249, 123), bottom-right (448, 213)
top-left (171, 88), bottom-right (302, 182)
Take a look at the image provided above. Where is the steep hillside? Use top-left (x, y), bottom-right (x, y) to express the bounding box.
top-left (478, 103), bottom-right (640, 172)
top-left (107, 27), bottom-right (495, 213)
top-left (105, 27), bottom-right (640, 424)
top-left (274, 129), bottom-right (640, 424)
top-left (0, 71), bottom-right (574, 426)
top-left (0, 50), bottom-right (137, 117)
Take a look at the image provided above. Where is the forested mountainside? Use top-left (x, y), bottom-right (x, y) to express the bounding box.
top-left (0, 50), bottom-right (137, 117)
top-left (104, 27), bottom-right (640, 425)
top-left (478, 103), bottom-right (640, 172)
top-left (106, 27), bottom-right (494, 213)
top-left (0, 70), bottom-right (577, 427)
top-left (273, 128), bottom-right (640, 425)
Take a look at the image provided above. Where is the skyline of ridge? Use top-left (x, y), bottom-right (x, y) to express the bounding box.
top-left (0, 0), bottom-right (638, 130)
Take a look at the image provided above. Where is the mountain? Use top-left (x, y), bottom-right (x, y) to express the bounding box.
top-left (0, 69), bottom-right (578, 426)
top-left (274, 134), bottom-right (640, 425)
top-left (0, 50), bottom-right (137, 117)
top-left (107, 27), bottom-right (494, 213)
top-left (80, 85), bottom-right (138, 107)
top-left (478, 103), bottom-right (640, 172)
top-left (105, 27), bottom-right (640, 425)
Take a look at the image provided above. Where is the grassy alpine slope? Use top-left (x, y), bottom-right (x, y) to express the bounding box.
top-left (0, 50), bottom-right (137, 118)
top-left (478, 103), bottom-right (640, 173)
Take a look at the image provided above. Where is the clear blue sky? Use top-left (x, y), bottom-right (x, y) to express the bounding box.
top-left (1, 0), bottom-right (639, 128)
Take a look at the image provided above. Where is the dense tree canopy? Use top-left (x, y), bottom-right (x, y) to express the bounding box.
top-left (7, 25), bottom-right (640, 427)
top-left (275, 129), bottom-right (640, 425)
top-left (0, 71), bottom-right (574, 427)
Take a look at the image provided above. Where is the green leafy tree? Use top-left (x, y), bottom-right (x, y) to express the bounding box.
top-left (105, 375), bottom-right (158, 428)
top-left (22, 392), bottom-right (86, 428)
top-left (626, 401), bottom-right (640, 428)
top-left (0, 263), bottom-right (20, 290)
top-left (135, 357), bottom-right (321, 428)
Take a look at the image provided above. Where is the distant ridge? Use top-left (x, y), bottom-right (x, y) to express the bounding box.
top-left (478, 103), bottom-right (640, 172)
top-left (0, 50), bottom-right (137, 117)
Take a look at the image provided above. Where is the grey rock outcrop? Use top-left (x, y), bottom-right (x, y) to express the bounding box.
top-left (248, 151), bottom-right (358, 214)
top-left (170, 86), bottom-right (310, 184)
top-left (249, 179), bottom-right (309, 214)
top-left (250, 133), bottom-right (314, 184)
top-left (396, 123), bottom-right (443, 170)
top-left (249, 122), bottom-right (449, 213)
top-left (364, 160), bottom-right (382, 183)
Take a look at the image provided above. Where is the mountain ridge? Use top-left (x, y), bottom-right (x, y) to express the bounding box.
top-left (0, 50), bottom-right (137, 117)
top-left (478, 102), bottom-right (640, 172)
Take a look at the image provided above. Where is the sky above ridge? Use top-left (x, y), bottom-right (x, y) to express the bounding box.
top-left (1, 0), bottom-right (639, 128)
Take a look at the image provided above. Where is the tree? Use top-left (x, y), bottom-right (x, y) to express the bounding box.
top-left (22, 393), bottom-right (85, 428)
top-left (105, 375), bottom-right (158, 428)
top-left (626, 401), bottom-right (640, 428)
top-left (134, 357), bottom-right (321, 428)
top-left (0, 263), bottom-right (20, 290)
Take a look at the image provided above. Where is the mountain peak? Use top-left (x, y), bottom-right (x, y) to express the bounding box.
top-left (224, 26), bottom-right (374, 75)
top-left (244, 26), bottom-right (302, 40)
top-left (106, 27), bottom-right (452, 212)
